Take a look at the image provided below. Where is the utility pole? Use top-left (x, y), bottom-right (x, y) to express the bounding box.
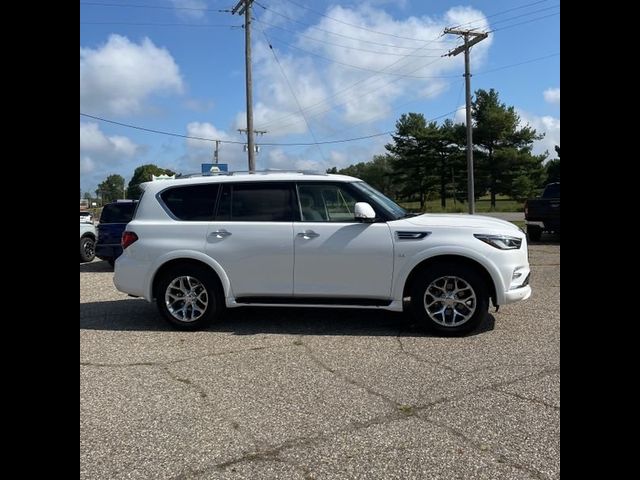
top-left (213, 140), bottom-right (220, 164)
top-left (238, 128), bottom-right (267, 158)
top-left (231, 0), bottom-right (256, 172)
top-left (443, 28), bottom-right (488, 215)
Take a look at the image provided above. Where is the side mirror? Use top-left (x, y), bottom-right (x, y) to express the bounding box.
top-left (354, 202), bottom-right (376, 222)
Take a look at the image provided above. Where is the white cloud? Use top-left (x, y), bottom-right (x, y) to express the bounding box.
top-left (80, 122), bottom-right (139, 158)
top-left (454, 105), bottom-right (466, 124)
top-left (543, 87), bottom-right (560, 105)
top-left (80, 35), bottom-right (184, 115)
top-left (80, 156), bottom-right (96, 174)
top-left (170, 0), bottom-right (206, 20)
top-left (183, 122), bottom-right (248, 171)
top-left (518, 110), bottom-right (560, 159)
top-left (80, 122), bottom-right (142, 192)
top-left (249, 4), bottom-right (492, 142)
top-left (184, 98), bottom-right (215, 112)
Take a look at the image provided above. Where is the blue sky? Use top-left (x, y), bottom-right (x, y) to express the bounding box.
top-left (80, 0), bottom-right (560, 195)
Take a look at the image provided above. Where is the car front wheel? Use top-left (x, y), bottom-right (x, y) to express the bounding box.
top-left (155, 264), bottom-right (223, 330)
top-left (410, 263), bottom-right (489, 336)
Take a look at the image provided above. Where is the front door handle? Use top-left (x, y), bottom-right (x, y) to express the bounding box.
top-left (297, 230), bottom-right (320, 239)
top-left (210, 229), bottom-right (232, 238)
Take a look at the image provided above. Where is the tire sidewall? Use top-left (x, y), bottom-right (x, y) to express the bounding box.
top-left (80, 237), bottom-right (95, 262)
top-left (527, 226), bottom-right (542, 241)
top-left (155, 265), bottom-right (222, 330)
top-left (410, 263), bottom-right (489, 336)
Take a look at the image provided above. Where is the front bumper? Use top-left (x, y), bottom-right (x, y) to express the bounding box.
top-left (503, 285), bottom-right (532, 304)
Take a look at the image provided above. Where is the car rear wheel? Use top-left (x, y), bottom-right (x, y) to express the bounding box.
top-left (155, 264), bottom-right (223, 330)
top-left (527, 225), bottom-right (542, 241)
top-left (80, 237), bottom-right (95, 263)
top-left (410, 263), bottom-right (489, 336)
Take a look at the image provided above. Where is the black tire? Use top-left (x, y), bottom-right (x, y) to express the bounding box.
top-left (155, 264), bottom-right (223, 330)
top-left (409, 263), bottom-right (489, 336)
top-left (527, 225), bottom-right (542, 242)
top-left (80, 236), bottom-right (96, 263)
top-left (107, 259), bottom-right (115, 267)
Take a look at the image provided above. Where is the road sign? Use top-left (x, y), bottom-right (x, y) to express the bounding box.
top-left (201, 163), bottom-right (228, 174)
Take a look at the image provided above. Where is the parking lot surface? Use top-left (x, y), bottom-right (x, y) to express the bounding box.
top-left (81, 242), bottom-right (559, 480)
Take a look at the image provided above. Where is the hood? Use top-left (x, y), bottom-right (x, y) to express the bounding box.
top-left (403, 213), bottom-right (521, 232)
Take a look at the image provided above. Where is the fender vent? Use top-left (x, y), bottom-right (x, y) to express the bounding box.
top-left (395, 231), bottom-right (431, 240)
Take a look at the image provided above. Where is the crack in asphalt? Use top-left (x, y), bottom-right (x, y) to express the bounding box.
top-left (492, 387), bottom-right (560, 411)
top-left (79, 345), bottom-right (274, 368)
top-left (301, 343), bottom-right (398, 407)
top-left (175, 366), bottom-right (559, 479)
top-left (417, 415), bottom-right (551, 480)
top-left (395, 335), bottom-right (463, 376)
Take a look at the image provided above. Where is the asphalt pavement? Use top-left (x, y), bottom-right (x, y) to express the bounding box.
top-left (80, 241), bottom-right (559, 480)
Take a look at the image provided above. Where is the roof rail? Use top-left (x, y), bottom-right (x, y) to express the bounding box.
top-left (175, 169), bottom-right (328, 178)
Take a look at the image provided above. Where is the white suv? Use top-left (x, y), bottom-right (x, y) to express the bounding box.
top-left (114, 172), bottom-right (531, 335)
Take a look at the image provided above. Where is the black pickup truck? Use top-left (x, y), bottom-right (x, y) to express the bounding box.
top-left (524, 182), bottom-right (560, 241)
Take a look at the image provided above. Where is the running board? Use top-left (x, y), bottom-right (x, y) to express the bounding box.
top-left (235, 296), bottom-right (392, 307)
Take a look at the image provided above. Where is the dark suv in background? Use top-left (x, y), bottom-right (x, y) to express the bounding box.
top-left (96, 200), bottom-right (137, 266)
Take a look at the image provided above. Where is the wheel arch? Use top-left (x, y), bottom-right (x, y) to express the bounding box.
top-left (150, 254), bottom-right (230, 301)
top-left (402, 254), bottom-right (497, 307)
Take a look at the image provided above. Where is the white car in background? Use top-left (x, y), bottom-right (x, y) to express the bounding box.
top-left (114, 172), bottom-right (531, 335)
top-left (80, 211), bottom-right (94, 224)
top-left (80, 220), bottom-right (97, 263)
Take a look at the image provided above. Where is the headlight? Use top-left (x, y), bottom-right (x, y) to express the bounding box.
top-left (474, 234), bottom-right (522, 250)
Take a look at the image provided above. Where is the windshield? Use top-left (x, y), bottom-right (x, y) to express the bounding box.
top-left (100, 203), bottom-right (136, 223)
top-left (351, 182), bottom-right (407, 220)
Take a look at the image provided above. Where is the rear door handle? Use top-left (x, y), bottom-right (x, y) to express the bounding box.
top-left (210, 229), bottom-right (232, 238)
top-left (297, 230), bottom-right (319, 239)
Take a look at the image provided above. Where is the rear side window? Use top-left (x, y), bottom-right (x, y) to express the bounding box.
top-left (160, 184), bottom-right (220, 221)
top-left (215, 183), bottom-right (294, 222)
top-left (99, 203), bottom-right (137, 223)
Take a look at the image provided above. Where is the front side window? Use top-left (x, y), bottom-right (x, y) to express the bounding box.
top-left (297, 183), bottom-right (363, 222)
top-left (160, 184), bottom-right (219, 221)
top-left (215, 183), bottom-right (294, 222)
top-left (351, 182), bottom-right (407, 220)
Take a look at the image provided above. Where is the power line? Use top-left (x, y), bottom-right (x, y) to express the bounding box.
top-left (448, 0), bottom-right (550, 29)
top-left (482, 4), bottom-right (559, 29)
top-left (255, 23), bottom-right (450, 55)
top-left (253, 1), bottom-right (450, 49)
top-left (80, 21), bottom-right (241, 28)
top-left (80, 1), bottom-right (232, 13)
top-left (490, 12), bottom-right (560, 33)
top-left (259, 26), bottom-right (326, 160)
top-left (261, 48), bottom-right (559, 133)
top-left (278, 0), bottom-right (452, 42)
top-left (80, 112), bottom-right (394, 146)
top-left (255, 14), bottom-right (451, 130)
top-left (475, 52), bottom-right (559, 75)
top-left (264, 35), bottom-right (459, 78)
top-left (80, 113), bottom-right (244, 144)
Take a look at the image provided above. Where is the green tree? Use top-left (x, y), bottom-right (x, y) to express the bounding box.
top-left (328, 155), bottom-right (395, 196)
top-left (472, 89), bottom-right (544, 208)
top-left (96, 174), bottom-right (126, 204)
top-left (545, 145), bottom-right (560, 183)
top-left (127, 164), bottom-right (175, 199)
top-left (385, 113), bottom-right (437, 211)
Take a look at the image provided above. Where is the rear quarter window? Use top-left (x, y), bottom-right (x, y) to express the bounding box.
top-left (160, 184), bottom-right (220, 221)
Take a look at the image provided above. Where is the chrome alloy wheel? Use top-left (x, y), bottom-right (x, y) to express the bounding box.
top-left (423, 276), bottom-right (477, 327)
top-left (164, 276), bottom-right (209, 322)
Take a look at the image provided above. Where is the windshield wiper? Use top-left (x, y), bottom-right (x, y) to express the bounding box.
top-left (402, 212), bottom-right (419, 218)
